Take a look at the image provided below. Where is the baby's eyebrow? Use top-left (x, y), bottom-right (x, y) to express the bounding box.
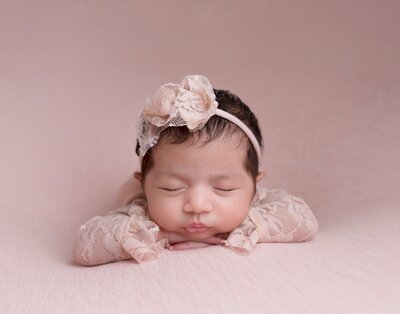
top-left (211, 174), bottom-right (243, 180)
top-left (156, 172), bottom-right (242, 180)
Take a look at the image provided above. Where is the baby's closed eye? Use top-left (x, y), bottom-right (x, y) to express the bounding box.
top-left (213, 187), bottom-right (237, 191)
top-left (158, 187), bottom-right (184, 192)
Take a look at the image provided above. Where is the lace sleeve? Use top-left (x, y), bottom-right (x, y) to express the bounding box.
top-left (222, 188), bottom-right (319, 255)
top-left (250, 188), bottom-right (319, 242)
top-left (73, 201), bottom-right (170, 266)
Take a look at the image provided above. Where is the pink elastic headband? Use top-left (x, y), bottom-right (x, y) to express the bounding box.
top-left (136, 75), bottom-right (262, 164)
top-left (214, 108), bottom-right (261, 159)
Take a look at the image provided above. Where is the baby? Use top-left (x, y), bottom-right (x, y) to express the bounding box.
top-left (73, 74), bottom-right (319, 266)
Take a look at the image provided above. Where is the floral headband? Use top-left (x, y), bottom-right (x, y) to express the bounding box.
top-left (136, 75), bottom-right (262, 163)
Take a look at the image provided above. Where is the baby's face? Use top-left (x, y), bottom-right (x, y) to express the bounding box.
top-left (142, 136), bottom-right (259, 241)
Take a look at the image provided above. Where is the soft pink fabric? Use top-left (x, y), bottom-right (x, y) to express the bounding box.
top-left (1, 1), bottom-right (399, 313)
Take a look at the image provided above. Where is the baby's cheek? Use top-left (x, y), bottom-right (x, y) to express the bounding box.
top-left (147, 200), bottom-right (180, 230)
top-left (218, 206), bottom-right (249, 231)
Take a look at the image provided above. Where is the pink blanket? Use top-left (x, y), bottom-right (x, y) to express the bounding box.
top-left (1, 1), bottom-right (399, 313)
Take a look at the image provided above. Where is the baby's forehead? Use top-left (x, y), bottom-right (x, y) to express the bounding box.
top-left (151, 140), bottom-right (248, 173)
top-left (154, 171), bottom-right (244, 181)
top-left (153, 137), bottom-right (249, 160)
top-left (158, 129), bottom-right (249, 151)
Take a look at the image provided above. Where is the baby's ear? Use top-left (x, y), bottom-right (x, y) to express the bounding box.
top-left (133, 172), bottom-right (142, 183)
top-left (256, 171), bottom-right (266, 183)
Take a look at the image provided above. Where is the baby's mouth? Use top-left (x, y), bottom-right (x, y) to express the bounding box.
top-left (185, 224), bottom-right (209, 233)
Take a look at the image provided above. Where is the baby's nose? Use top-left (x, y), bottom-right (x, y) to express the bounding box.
top-left (183, 188), bottom-right (213, 213)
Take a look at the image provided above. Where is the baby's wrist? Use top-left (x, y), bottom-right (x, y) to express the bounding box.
top-left (157, 229), bottom-right (170, 242)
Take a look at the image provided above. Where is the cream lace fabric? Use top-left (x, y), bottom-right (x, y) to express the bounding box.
top-left (73, 194), bottom-right (169, 265)
top-left (222, 186), bottom-right (319, 255)
top-left (73, 187), bottom-right (318, 266)
top-left (136, 75), bottom-right (219, 157)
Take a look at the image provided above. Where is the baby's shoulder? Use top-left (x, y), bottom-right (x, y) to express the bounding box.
top-left (106, 191), bottom-right (148, 218)
top-left (253, 186), bottom-right (306, 207)
top-left (253, 186), bottom-right (310, 209)
top-left (255, 186), bottom-right (290, 201)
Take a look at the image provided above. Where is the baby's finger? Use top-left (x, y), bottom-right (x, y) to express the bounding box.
top-left (169, 241), bottom-right (211, 251)
top-left (218, 232), bottom-right (230, 240)
top-left (203, 236), bottom-right (223, 245)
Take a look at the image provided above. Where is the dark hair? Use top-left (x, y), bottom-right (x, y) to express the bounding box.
top-left (135, 89), bottom-right (264, 185)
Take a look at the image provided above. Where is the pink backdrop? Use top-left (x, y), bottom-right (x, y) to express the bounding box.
top-left (1, 1), bottom-right (399, 313)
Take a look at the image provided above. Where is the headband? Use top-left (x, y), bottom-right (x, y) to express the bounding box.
top-left (136, 75), bottom-right (262, 163)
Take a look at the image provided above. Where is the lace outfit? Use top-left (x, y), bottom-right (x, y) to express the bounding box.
top-left (73, 186), bottom-right (319, 265)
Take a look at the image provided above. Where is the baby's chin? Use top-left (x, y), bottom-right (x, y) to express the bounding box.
top-left (181, 228), bottom-right (222, 240)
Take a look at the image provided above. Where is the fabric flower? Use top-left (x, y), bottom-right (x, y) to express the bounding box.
top-left (174, 75), bottom-right (218, 130)
top-left (142, 83), bottom-right (180, 126)
top-left (136, 74), bottom-right (219, 158)
top-left (142, 74), bottom-right (218, 130)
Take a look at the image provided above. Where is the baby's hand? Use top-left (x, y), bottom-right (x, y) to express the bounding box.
top-left (168, 235), bottom-right (224, 251)
top-left (158, 229), bottom-right (226, 251)
top-left (169, 241), bottom-right (213, 251)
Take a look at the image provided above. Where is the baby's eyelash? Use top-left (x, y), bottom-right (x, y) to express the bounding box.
top-left (159, 187), bottom-right (237, 192)
top-left (159, 187), bottom-right (182, 191)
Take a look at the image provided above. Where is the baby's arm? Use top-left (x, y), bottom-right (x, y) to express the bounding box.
top-left (222, 188), bottom-right (319, 254)
top-left (73, 214), bottom-right (132, 266)
top-left (73, 203), bottom-right (169, 266)
top-left (250, 189), bottom-right (319, 243)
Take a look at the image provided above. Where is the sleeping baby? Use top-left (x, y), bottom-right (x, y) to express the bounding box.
top-left (73, 74), bottom-right (319, 265)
